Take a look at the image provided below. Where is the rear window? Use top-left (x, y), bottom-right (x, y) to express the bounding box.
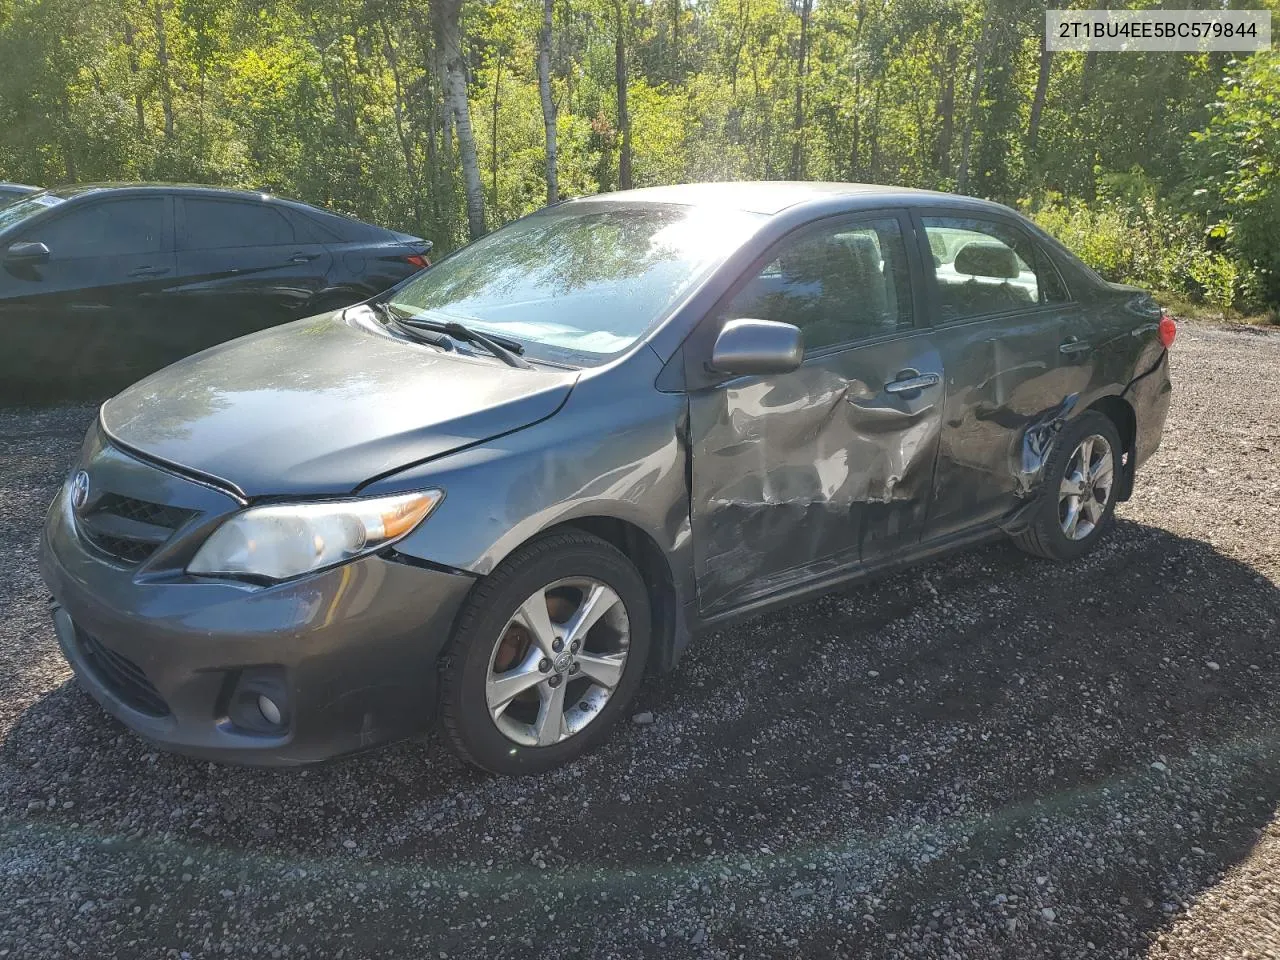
top-left (180, 198), bottom-right (297, 250)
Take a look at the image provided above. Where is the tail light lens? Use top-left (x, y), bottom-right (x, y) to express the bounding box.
top-left (405, 253), bottom-right (430, 269)
top-left (1158, 313), bottom-right (1177, 349)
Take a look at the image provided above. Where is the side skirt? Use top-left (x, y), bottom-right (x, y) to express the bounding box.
top-left (694, 521), bottom-right (1006, 635)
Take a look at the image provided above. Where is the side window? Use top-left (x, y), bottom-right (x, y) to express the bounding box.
top-left (922, 216), bottom-right (1065, 321)
top-left (180, 199), bottom-right (297, 250)
top-left (1036, 245), bottom-right (1070, 302)
top-left (722, 216), bottom-right (913, 352)
top-left (32, 199), bottom-right (165, 259)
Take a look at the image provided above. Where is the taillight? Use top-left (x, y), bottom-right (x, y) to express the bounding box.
top-left (405, 253), bottom-right (430, 269)
top-left (1158, 313), bottom-right (1177, 349)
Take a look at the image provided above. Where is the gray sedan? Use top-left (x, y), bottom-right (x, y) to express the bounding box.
top-left (40, 182), bottom-right (1174, 774)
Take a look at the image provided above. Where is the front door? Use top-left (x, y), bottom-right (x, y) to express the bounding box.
top-left (0, 195), bottom-right (175, 399)
top-left (913, 211), bottom-right (1095, 539)
top-left (688, 211), bottom-right (944, 614)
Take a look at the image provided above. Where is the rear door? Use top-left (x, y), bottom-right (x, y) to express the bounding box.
top-left (172, 196), bottom-right (334, 348)
top-left (0, 194), bottom-right (174, 396)
top-left (688, 210), bottom-right (945, 613)
top-left (913, 210), bottom-right (1092, 538)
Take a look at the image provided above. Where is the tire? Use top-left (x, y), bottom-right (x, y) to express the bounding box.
top-left (438, 530), bottom-right (651, 775)
top-left (1013, 410), bottom-right (1123, 561)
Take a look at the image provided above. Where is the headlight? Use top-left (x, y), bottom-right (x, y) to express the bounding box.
top-left (187, 490), bottom-right (443, 582)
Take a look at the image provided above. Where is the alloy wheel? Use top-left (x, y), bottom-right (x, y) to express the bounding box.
top-left (484, 577), bottom-right (631, 747)
top-left (1058, 433), bottom-right (1115, 541)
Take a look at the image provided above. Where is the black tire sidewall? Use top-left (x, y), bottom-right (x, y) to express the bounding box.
top-left (1033, 411), bottom-right (1123, 560)
top-left (442, 535), bottom-right (651, 775)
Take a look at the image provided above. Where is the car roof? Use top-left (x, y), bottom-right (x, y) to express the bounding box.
top-left (38, 182), bottom-right (322, 211)
top-left (573, 181), bottom-right (1015, 218)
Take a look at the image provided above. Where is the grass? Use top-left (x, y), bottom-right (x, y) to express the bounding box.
top-left (1154, 292), bottom-right (1278, 327)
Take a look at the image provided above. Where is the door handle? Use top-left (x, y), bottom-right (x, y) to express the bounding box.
top-left (884, 372), bottom-right (941, 394)
top-left (289, 253), bottom-right (319, 263)
top-left (128, 266), bottom-right (170, 278)
top-left (1059, 338), bottom-right (1091, 355)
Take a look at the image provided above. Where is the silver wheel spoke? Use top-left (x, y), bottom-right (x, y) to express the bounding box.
top-left (1092, 451), bottom-right (1114, 489)
top-left (1083, 496), bottom-right (1105, 525)
top-left (514, 588), bottom-right (558, 657)
top-left (563, 583), bottom-right (621, 648)
top-left (533, 679), bottom-right (568, 746)
top-left (1062, 496), bottom-right (1081, 539)
top-left (1060, 471), bottom-right (1085, 498)
top-left (575, 651), bottom-right (627, 690)
top-left (486, 652), bottom-right (546, 719)
top-left (1078, 437), bottom-right (1093, 479)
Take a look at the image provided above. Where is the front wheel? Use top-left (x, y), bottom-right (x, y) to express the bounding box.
top-left (437, 530), bottom-right (651, 775)
top-left (1013, 410), bottom-right (1123, 561)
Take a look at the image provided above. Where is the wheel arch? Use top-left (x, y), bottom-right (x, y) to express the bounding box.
top-left (1085, 394), bottom-right (1137, 501)
top-left (552, 516), bottom-right (683, 675)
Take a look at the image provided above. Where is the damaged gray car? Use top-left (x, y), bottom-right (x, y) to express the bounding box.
top-left (41, 181), bottom-right (1174, 775)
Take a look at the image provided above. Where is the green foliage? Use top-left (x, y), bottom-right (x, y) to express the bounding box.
top-left (1190, 51), bottom-right (1280, 306)
top-left (0, 0), bottom-right (1271, 310)
top-left (1028, 192), bottom-right (1245, 310)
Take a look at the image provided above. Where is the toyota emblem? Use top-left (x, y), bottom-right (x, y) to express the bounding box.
top-left (70, 470), bottom-right (90, 511)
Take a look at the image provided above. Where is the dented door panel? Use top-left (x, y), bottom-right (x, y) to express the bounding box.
top-left (924, 305), bottom-right (1093, 539)
top-left (689, 332), bottom-right (944, 613)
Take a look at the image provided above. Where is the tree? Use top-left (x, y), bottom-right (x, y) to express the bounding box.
top-left (433, 0), bottom-right (486, 239)
top-left (537, 0), bottom-right (558, 203)
top-left (614, 0), bottom-right (632, 190)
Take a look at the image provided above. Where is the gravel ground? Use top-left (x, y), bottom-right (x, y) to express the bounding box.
top-left (1, 321), bottom-right (1278, 959)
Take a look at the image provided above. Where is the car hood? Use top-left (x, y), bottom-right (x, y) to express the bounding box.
top-left (100, 309), bottom-right (578, 497)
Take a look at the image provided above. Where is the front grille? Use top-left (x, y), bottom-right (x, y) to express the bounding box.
top-left (94, 493), bottom-right (195, 531)
top-left (80, 532), bottom-right (157, 564)
top-left (75, 627), bottom-right (170, 717)
top-left (77, 493), bottom-right (198, 566)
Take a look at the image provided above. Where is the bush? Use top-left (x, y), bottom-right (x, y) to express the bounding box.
top-left (1027, 192), bottom-right (1248, 310)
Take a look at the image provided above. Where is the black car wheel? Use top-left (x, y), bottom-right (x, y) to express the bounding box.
top-left (1013, 410), bottom-right (1123, 561)
top-left (438, 530), bottom-right (651, 775)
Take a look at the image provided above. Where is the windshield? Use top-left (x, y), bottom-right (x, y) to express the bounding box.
top-left (0, 191), bottom-right (64, 232)
top-left (388, 202), bottom-right (764, 365)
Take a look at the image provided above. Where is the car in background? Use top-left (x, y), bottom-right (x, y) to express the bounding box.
top-left (0, 182), bottom-right (40, 206)
top-left (0, 184), bottom-right (431, 403)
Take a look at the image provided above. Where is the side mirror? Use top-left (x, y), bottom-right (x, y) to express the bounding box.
top-left (709, 318), bottom-right (803, 377)
top-left (5, 241), bottom-right (50, 264)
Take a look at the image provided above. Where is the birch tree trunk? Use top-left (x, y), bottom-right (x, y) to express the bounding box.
top-left (537, 0), bottom-right (559, 204)
top-left (433, 0), bottom-right (486, 239)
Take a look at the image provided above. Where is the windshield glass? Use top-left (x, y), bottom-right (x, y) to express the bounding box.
top-left (0, 192), bottom-right (64, 232)
top-left (388, 202), bottom-right (764, 365)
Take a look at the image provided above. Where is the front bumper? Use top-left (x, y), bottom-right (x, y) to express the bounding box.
top-left (40, 474), bottom-right (475, 766)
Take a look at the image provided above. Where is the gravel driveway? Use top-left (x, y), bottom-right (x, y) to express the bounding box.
top-left (1, 322), bottom-right (1277, 959)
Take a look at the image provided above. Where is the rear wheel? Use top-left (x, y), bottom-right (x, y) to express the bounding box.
top-left (438, 531), bottom-right (651, 775)
top-left (1013, 410), bottom-right (1123, 561)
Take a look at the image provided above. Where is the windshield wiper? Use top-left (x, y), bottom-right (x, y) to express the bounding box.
top-left (400, 316), bottom-right (532, 369)
top-left (367, 301), bottom-right (454, 351)
top-left (373, 302), bottom-right (532, 370)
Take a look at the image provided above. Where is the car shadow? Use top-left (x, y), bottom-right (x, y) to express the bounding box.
top-left (2, 518), bottom-right (1278, 957)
